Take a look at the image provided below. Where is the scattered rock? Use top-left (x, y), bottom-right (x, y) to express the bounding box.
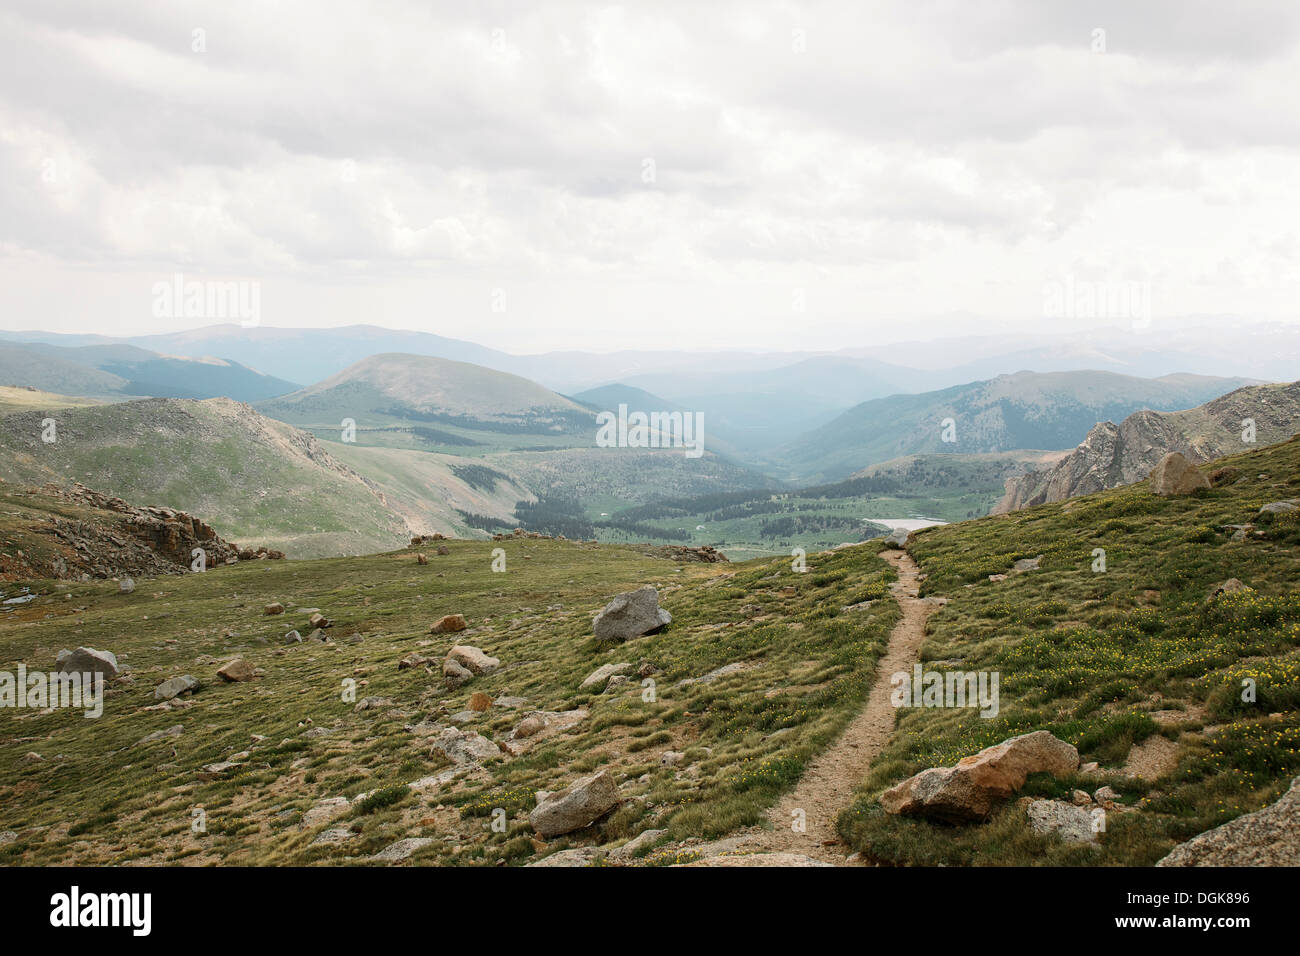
top-left (1025, 798), bottom-right (1100, 844)
top-left (216, 658), bottom-right (255, 682)
top-left (264, 603), bottom-right (285, 616)
top-left (372, 837), bottom-right (433, 863)
top-left (580, 662), bottom-right (632, 690)
top-left (445, 645), bottom-right (498, 675)
top-left (309, 612), bottom-right (330, 628)
top-left (430, 614), bottom-right (467, 634)
top-left (529, 770), bottom-right (621, 838)
top-left (281, 630), bottom-right (302, 645)
top-left (154, 675), bottom-right (200, 701)
top-left (881, 730), bottom-right (1079, 822)
top-left (592, 586), bottom-right (671, 642)
top-left (431, 727), bottom-right (500, 765)
top-left (442, 658), bottom-right (473, 686)
top-left (1149, 452), bottom-right (1210, 496)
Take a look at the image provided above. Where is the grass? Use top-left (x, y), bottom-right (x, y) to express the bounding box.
top-left (837, 434), bottom-right (1300, 865)
top-left (0, 527), bottom-right (897, 866)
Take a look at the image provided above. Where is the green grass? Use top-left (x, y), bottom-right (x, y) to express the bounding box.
top-left (838, 434), bottom-right (1300, 865)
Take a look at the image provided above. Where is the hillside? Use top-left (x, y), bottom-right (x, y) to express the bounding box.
top-left (0, 342), bottom-right (298, 402)
top-left (995, 381), bottom-right (1300, 512)
top-left (2, 433), bottom-right (1296, 867)
top-left (0, 397), bottom-right (407, 557)
top-left (778, 371), bottom-right (1259, 483)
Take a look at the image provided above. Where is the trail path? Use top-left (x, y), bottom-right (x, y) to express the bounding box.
top-left (717, 549), bottom-right (937, 865)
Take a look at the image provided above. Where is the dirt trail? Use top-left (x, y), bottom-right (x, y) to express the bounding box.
top-left (724, 549), bottom-right (937, 865)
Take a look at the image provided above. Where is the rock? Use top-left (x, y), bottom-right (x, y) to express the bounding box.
top-left (592, 586), bottom-right (671, 641)
top-left (1260, 500), bottom-right (1299, 514)
top-left (137, 724), bottom-right (184, 745)
top-left (659, 750), bottom-right (685, 768)
top-left (468, 692), bottom-right (492, 712)
top-left (154, 675), bottom-right (200, 701)
top-left (884, 527), bottom-right (910, 548)
top-left (399, 653), bottom-right (435, 670)
top-left (372, 837), bottom-right (433, 863)
top-left (1025, 798), bottom-right (1100, 844)
top-left (1207, 578), bottom-right (1250, 601)
top-left (216, 658), bottom-right (255, 682)
top-left (0, 831), bottom-right (15, 846)
top-left (311, 828), bottom-right (356, 846)
top-left (430, 614), bottom-right (467, 634)
top-left (1012, 555), bottom-right (1042, 572)
top-left (988, 573), bottom-right (1008, 582)
top-left (309, 612), bottom-right (330, 628)
top-left (881, 730), bottom-right (1079, 822)
top-left (1094, 785), bottom-right (1120, 804)
top-left (119, 577), bottom-right (135, 593)
top-left (300, 796), bottom-right (352, 828)
top-left (197, 760), bottom-right (242, 781)
top-left (355, 696), bottom-right (392, 712)
top-left (445, 645), bottom-right (498, 675)
top-left (264, 603), bottom-right (285, 616)
top-left (526, 847), bottom-right (605, 867)
top-left (681, 852), bottom-right (833, 867)
top-left (1148, 452), bottom-right (1210, 496)
top-left (282, 630), bottom-right (302, 644)
top-left (529, 770), bottom-right (621, 838)
top-left (436, 545), bottom-right (450, 555)
top-left (637, 661), bottom-right (659, 679)
top-left (416, 553), bottom-right (428, 565)
top-left (1157, 775), bottom-right (1300, 866)
top-left (442, 658), bottom-right (473, 686)
top-left (1070, 789), bottom-right (1093, 806)
top-left (513, 715), bottom-right (547, 739)
top-left (580, 662), bottom-right (632, 690)
top-left (609, 828), bottom-right (666, 861)
top-left (55, 646), bottom-right (119, 680)
top-left (431, 727), bottom-right (500, 765)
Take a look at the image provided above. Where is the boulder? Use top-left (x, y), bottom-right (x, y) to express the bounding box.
top-left (216, 658), bottom-right (256, 682)
top-left (1207, 578), bottom-right (1250, 601)
top-left (442, 658), bottom-right (473, 686)
top-left (1260, 499), bottom-right (1299, 514)
top-left (580, 662), bottom-right (632, 690)
top-left (529, 770), bottom-right (621, 838)
top-left (513, 715), bottom-right (547, 739)
top-left (1025, 798), bottom-right (1100, 844)
top-left (154, 675), bottom-right (200, 701)
top-left (430, 614), bottom-right (467, 634)
top-left (1157, 775), bottom-right (1300, 866)
top-left (372, 837), bottom-right (433, 863)
top-left (445, 645), bottom-right (498, 675)
top-left (884, 528), bottom-right (910, 548)
top-left (55, 646), bottom-right (119, 680)
top-left (309, 612), bottom-right (330, 628)
top-left (431, 727), bottom-right (500, 765)
top-left (592, 587), bottom-right (671, 642)
top-left (1148, 452), bottom-right (1209, 496)
top-left (881, 730), bottom-right (1079, 822)
top-left (282, 630), bottom-right (302, 645)
top-left (264, 603), bottom-right (285, 616)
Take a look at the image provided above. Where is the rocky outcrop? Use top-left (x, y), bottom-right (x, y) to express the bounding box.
top-left (1157, 776), bottom-right (1300, 866)
top-left (881, 730), bottom-right (1079, 822)
top-left (995, 381), bottom-right (1300, 513)
top-left (593, 586), bottom-right (671, 641)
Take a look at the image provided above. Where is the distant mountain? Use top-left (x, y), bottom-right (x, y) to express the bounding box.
top-left (994, 381), bottom-right (1300, 512)
top-left (778, 370), bottom-right (1262, 483)
top-left (258, 353), bottom-right (595, 443)
top-left (0, 341), bottom-right (299, 402)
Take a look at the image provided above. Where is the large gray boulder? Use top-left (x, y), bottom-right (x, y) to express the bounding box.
top-left (154, 675), bottom-right (200, 701)
top-left (55, 647), bottom-right (119, 680)
top-left (1157, 776), bottom-right (1300, 866)
top-left (529, 770), bottom-right (621, 838)
top-left (593, 587), bottom-right (670, 641)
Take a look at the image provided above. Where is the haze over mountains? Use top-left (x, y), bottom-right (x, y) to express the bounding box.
top-left (0, 322), bottom-right (1292, 558)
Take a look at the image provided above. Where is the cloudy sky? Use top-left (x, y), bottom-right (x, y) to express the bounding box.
top-left (1, 0), bottom-right (1298, 352)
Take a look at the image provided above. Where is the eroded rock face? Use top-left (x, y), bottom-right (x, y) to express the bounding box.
top-left (592, 587), bottom-right (671, 642)
top-left (881, 730), bottom-right (1079, 822)
top-left (529, 770), bottom-right (621, 838)
top-left (1157, 776), bottom-right (1300, 866)
top-left (1148, 452), bottom-right (1210, 496)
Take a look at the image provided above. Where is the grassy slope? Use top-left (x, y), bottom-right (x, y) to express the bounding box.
top-left (0, 538), bottom-right (897, 866)
top-left (839, 435), bottom-right (1300, 865)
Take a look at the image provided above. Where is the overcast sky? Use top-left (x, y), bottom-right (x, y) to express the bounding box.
top-left (1, 0), bottom-right (1298, 352)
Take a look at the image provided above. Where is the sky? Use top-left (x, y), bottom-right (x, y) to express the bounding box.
top-left (1, 0), bottom-right (1298, 352)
